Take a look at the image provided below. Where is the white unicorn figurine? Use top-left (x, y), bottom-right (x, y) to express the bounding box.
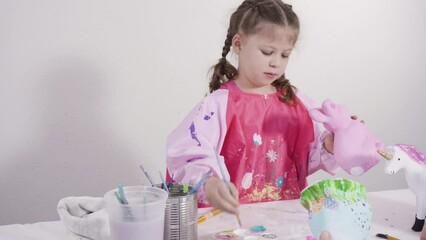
top-left (378, 144), bottom-right (426, 232)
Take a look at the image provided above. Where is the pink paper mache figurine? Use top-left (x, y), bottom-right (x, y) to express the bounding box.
top-left (309, 99), bottom-right (384, 176)
top-left (378, 144), bottom-right (426, 232)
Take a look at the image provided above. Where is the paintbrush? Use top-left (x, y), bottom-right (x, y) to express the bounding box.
top-left (189, 169), bottom-right (213, 194)
top-left (158, 171), bottom-right (170, 193)
top-left (214, 148), bottom-right (242, 228)
top-left (139, 164), bottom-right (155, 187)
top-left (376, 233), bottom-right (400, 240)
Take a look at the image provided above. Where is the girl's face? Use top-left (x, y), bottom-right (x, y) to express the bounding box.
top-left (233, 24), bottom-right (296, 94)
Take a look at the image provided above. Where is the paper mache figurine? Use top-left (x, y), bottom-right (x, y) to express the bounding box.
top-left (300, 178), bottom-right (372, 240)
top-left (378, 144), bottom-right (426, 232)
top-left (309, 99), bottom-right (384, 176)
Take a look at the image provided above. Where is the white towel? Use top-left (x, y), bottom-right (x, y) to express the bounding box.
top-left (57, 197), bottom-right (110, 240)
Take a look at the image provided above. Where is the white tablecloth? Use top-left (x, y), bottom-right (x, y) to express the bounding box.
top-left (0, 189), bottom-right (422, 240)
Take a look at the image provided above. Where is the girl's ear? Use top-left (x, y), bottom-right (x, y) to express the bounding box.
top-left (232, 34), bottom-right (242, 55)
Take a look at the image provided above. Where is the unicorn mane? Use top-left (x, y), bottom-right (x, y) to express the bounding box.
top-left (396, 144), bottom-right (426, 165)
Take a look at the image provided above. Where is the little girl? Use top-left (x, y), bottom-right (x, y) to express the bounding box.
top-left (166, 0), bottom-right (344, 230)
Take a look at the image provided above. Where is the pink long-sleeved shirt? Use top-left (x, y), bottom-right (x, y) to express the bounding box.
top-left (166, 81), bottom-right (336, 204)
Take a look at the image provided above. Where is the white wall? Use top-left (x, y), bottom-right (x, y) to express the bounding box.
top-left (0, 0), bottom-right (424, 225)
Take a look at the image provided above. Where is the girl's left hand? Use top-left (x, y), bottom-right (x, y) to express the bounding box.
top-left (323, 133), bottom-right (334, 154)
top-left (350, 115), bottom-right (365, 123)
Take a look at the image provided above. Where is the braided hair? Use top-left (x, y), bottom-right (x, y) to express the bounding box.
top-left (209, 0), bottom-right (299, 103)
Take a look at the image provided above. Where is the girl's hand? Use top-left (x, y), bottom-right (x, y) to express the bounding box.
top-left (350, 115), bottom-right (365, 123)
top-left (204, 176), bottom-right (239, 215)
top-left (420, 227), bottom-right (426, 240)
top-left (323, 133), bottom-right (334, 154)
top-left (319, 231), bottom-right (332, 240)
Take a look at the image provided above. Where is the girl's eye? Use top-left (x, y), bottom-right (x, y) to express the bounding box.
top-left (261, 50), bottom-right (273, 56)
top-left (281, 54), bottom-right (289, 58)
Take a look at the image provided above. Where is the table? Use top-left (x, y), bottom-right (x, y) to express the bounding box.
top-left (198, 189), bottom-right (420, 239)
top-left (0, 189), bottom-right (422, 240)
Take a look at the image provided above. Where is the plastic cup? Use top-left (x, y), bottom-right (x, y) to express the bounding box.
top-left (104, 186), bottom-right (169, 240)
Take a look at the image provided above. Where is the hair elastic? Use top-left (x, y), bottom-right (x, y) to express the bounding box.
top-left (248, 2), bottom-right (258, 11)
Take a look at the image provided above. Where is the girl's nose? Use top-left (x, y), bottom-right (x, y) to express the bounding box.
top-left (269, 58), bottom-right (278, 68)
top-left (269, 55), bottom-right (282, 68)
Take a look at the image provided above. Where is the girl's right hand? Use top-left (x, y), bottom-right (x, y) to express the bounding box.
top-left (319, 231), bottom-right (332, 240)
top-left (204, 176), bottom-right (239, 215)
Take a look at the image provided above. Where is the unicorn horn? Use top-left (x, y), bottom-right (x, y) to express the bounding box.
top-left (377, 150), bottom-right (392, 160)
